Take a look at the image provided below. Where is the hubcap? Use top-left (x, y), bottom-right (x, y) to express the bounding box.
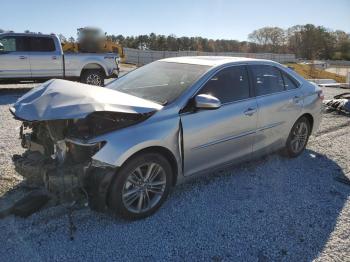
top-left (290, 121), bottom-right (308, 153)
top-left (122, 163), bottom-right (166, 214)
top-left (86, 74), bottom-right (102, 86)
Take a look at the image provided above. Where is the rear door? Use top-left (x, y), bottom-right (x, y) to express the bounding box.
top-left (28, 36), bottom-right (63, 78)
top-left (181, 65), bottom-right (258, 176)
top-left (249, 64), bottom-right (303, 154)
top-left (0, 35), bottom-right (31, 78)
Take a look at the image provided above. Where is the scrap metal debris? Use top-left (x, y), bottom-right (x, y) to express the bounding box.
top-left (324, 93), bottom-right (350, 115)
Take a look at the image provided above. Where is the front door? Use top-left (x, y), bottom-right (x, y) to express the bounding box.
top-left (0, 36), bottom-right (31, 78)
top-left (27, 36), bottom-right (63, 78)
top-left (181, 65), bottom-right (258, 176)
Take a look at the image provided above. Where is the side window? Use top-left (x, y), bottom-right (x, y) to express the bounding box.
top-left (199, 66), bottom-right (250, 103)
top-left (281, 72), bottom-right (299, 90)
top-left (16, 37), bottom-right (31, 51)
top-left (29, 37), bottom-right (55, 52)
top-left (251, 65), bottom-right (285, 96)
top-left (0, 37), bottom-right (16, 52)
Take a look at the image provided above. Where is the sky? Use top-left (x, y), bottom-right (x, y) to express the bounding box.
top-left (2, 0), bottom-right (350, 41)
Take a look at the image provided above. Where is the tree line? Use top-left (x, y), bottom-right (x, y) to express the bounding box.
top-left (106, 24), bottom-right (349, 60)
top-left (248, 24), bottom-right (350, 60)
top-left (1, 24), bottom-right (349, 60)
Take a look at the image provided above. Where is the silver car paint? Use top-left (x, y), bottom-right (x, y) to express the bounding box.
top-left (27, 35), bottom-right (64, 78)
top-left (11, 79), bottom-right (162, 121)
top-left (86, 60), bottom-right (320, 184)
top-left (0, 51), bottom-right (31, 77)
top-left (181, 97), bottom-right (258, 176)
top-left (11, 57), bottom-right (322, 185)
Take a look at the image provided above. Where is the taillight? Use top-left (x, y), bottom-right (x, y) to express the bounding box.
top-left (318, 90), bottom-right (324, 100)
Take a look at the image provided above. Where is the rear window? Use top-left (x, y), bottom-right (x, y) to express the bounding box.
top-left (250, 65), bottom-right (285, 96)
top-left (281, 72), bottom-right (299, 90)
top-left (29, 37), bottom-right (55, 52)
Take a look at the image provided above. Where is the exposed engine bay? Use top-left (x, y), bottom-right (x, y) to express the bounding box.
top-left (13, 111), bottom-right (152, 213)
top-left (5, 79), bottom-right (162, 217)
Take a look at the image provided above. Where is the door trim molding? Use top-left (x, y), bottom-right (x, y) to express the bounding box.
top-left (192, 129), bottom-right (256, 150)
top-left (192, 121), bottom-right (284, 151)
top-left (256, 121), bottom-right (284, 132)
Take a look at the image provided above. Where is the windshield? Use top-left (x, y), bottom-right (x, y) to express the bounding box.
top-left (108, 61), bottom-right (210, 105)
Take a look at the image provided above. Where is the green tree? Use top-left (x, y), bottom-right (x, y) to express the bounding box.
top-left (104, 24), bottom-right (349, 60)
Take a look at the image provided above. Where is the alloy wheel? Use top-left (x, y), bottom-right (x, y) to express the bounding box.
top-left (290, 121), bottom-right (309, 154)
top-left (122, 162), bottom-right (167, 214)
top-left (86, 74), bottom-right (102, 86)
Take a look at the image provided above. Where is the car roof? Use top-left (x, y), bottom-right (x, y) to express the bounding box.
top-left (160, 56), bottom-right (273, 67)
top-left (0, 32), bottom-right (56, 38)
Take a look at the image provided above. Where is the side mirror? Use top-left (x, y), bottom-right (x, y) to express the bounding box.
top-left (195, 94), bottom-right (221, 110)
top-left (0, 43), bottom-right (4, 52)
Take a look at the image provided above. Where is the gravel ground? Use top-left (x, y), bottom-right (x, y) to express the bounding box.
top-left (0, 85), bottom-right (349, 261)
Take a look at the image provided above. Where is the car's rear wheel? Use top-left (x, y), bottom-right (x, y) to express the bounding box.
top-left (108, 153), bottom-right (173, 220)
top-left (81, 69), bottom-right (105, 86)
top-left (282, 116), bottom-right (311, 158)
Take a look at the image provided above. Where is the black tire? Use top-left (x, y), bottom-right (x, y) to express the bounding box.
top-left (80, 69), bottom-right (105, 86)
top-left (282, 116), bottom-right (311, 158)
top-left (108, 152), bottom-right (173, 220)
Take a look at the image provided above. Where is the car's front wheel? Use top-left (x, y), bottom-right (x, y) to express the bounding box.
top-left (108, 153), bottom-right (173, 220)
top-left (283, 116), bottom-right (311, 158)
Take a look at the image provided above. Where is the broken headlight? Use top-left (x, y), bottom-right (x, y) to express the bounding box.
top-left (68, 111), bottom-right (152, 139)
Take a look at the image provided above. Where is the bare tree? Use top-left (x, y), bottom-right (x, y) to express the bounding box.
top-left (248, 27), bottom-right (285, 52)
top-left (58, 34), bottom-right (67, 43)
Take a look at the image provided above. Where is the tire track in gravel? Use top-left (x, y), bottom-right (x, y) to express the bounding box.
top-left (315, 117), bottom-right (350, 137)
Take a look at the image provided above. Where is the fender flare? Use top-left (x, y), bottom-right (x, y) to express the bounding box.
top-left (80, 62), bottom-right (109, 77)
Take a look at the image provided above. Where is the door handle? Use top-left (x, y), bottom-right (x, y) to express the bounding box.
top-left (52, 56), bottom-right (57, 60)
top-left (19, 56), bottom-right (27, 60)
top-left (244, 108), bottom-right (257, 116)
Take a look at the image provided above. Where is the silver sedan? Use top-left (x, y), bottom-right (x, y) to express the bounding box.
top-left (11, 56), bottom-right (323, 219)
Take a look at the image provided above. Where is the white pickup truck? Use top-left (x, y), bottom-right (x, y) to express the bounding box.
top-left (0, 33), bottom-right (120, 86)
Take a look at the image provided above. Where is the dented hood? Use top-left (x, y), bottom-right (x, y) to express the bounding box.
top-left (10, 79), bottom-right (163, 121)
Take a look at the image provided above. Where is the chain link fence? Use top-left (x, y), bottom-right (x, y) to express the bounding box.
top-left (124, 48), bottom-right (296, 65)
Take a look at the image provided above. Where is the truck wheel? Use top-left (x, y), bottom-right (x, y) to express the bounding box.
top-left (81, 70), bottom-right (105, 86)
top-left (108, 153), bottom-right (173, 220)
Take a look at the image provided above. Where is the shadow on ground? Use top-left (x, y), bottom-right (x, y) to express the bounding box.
top-left (0, 149), bottom-right (349, 261)
top-left (0, 92), bottom-right (26, 105)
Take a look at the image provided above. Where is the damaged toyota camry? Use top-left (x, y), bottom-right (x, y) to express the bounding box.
top-left (10, 57), bottom-right (323, 219)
